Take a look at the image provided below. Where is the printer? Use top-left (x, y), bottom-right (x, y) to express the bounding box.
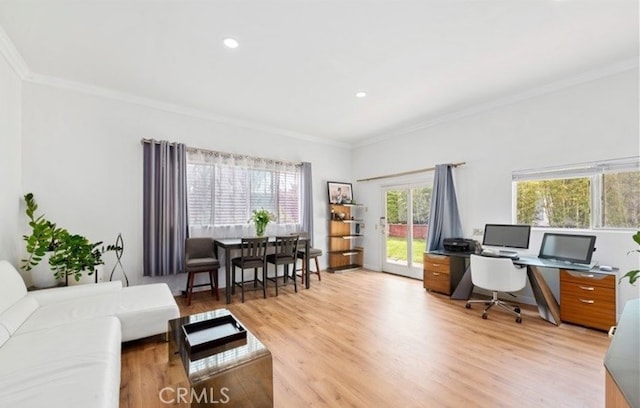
top-left (443, 238), bottom-right (477, 253)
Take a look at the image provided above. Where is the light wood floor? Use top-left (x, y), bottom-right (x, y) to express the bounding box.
top-left (120, 270), bottom-right (611, 408)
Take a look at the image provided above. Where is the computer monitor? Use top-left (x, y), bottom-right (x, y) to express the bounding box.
top-left (482, 224), bottom-right (531, 249)
top-left (538, 233), bottom-right (597, 265)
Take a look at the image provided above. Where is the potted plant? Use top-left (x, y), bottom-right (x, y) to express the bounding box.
top-left (249, 208), bottom-right (275, 237)
top-left (619, 231), bottom-right (640, 285)
top-left (49, 231), bottom-right (105, 284)
top-left (21, 193), bottom-right (119, 286)
top-left (21, 193), bottom-right (68, 287)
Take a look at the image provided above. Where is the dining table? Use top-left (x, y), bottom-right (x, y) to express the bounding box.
top-left (214, 236), bottom-right (311, 304)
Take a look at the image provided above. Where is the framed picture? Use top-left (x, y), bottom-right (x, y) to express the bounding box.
top-left (327, 181), bottom-right (353, 204)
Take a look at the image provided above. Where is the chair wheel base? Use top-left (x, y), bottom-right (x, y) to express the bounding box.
top-left (515, 307), bottom-right (521, 313)
top-left (482, 313), bottom-right (488, 320)
top-left (516, 317), bottom-right (522, 323)
top-left (465, 303), bottom-right (471, 309)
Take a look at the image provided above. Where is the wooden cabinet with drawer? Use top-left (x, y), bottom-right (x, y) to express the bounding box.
top-left (560, 270), bottom-right (616, 331)
top-left (424, 253), bottom-right (451, 294)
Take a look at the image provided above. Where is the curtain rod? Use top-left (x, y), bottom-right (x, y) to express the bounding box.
top-left (356, 162), bottom-right (466, 182)
top-left (140, 138), bottom-right (183, 146)
top-left (140, 138), bottom-right (302, 167)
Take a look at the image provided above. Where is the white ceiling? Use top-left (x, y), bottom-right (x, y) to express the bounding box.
top-left (0, 1), bottom-right (637, 146)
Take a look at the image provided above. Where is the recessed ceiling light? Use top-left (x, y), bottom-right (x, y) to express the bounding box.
top-left (355, 91), bottom-right (367, 98)
top-left (223, 37), bottom-right (239, 49)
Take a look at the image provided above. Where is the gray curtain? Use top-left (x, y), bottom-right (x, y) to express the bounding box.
top-left (143, 140), bottom-right (188, 276)
top-left (300, 162), bottom-right (314, 246)
top-left (426, 164), bottom-right (463, 251)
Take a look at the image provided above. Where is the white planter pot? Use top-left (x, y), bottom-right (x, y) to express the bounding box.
top-left (68, 265), bottom-right (104, 285)
top-left (29, 252), bottom-right (59, 288)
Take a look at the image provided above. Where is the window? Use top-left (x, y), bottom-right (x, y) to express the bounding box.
top-left (186, 152), bottom-right (301, 228)
top-left (513, 157), bottom-right (640, 229)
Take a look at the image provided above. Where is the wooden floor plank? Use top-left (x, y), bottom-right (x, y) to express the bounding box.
top-left (120, 270), bottom-right (610, 407)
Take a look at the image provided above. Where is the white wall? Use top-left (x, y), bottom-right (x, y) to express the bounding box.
top-left (0, 53), bottom-right (22, 272)
top-left (20, 82), bottom-right (351, 293)
top-left (352, 69), bottom-right (640, 315)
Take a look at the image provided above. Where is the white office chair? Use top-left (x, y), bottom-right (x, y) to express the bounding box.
top-left (465, 254), bottom-right (528, 323)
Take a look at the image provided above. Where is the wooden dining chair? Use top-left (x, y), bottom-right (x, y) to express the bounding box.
top-left (266, 235), bottom-right (300, 296)
top-left (231, 237), bottom-right (268, 303)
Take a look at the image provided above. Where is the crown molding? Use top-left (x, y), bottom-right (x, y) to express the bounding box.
top-left (354, 58), bottom-right (639, 148)
top-left (24, 73), bottom-right (351, 149)
top-left (0, 24), bottom-right (30, 79)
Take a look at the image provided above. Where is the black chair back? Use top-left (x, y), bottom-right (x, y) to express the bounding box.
top-left (240, 237), bottom-right (269, 264)
top-left (185, 237), bottom-right (215, 261)
top-left (273, 235), bottom-right (299, 261)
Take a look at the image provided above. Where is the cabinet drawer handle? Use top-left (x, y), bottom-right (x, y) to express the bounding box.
top-left (579, 273), bottom-right (595, 278)
top-left (579, 299), bottom-right (595, 304)
top-left (432, 263), bottom-right (439, 267)
top-left (579, 286), bottom-right (595, 291)
top-left (432, 272), bottom-right (440, 276)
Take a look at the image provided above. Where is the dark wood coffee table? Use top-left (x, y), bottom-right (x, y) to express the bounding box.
top-left (168, 309), bottom-right (273, 407)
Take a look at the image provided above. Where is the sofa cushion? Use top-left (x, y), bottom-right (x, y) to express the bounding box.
top-left (27, 280), bottom-right (122, 306)
top-left (15, 291), bottom-right (119, 335)
top-left (115, 283), bottom-right (180, 341)
top-left (0, 261), bottom-right (27, 314)
top-left (0, 316), bottom-right (121, 408)
top-left (0, 296), bottom-right (38, 335)
top-left (0, 325), bottom-right (8, 348)
top-left (15, 283), bottom-right (179, 341)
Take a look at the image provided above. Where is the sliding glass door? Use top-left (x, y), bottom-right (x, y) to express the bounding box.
top-left (382, 183), bottom-right (432, 279)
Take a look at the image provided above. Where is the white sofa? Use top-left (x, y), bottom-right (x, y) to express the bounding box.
top-left (0, 260), bottom-right (180, 408)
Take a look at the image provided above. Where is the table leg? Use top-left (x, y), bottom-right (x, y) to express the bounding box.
top-left (305, 239), bottom-right (310, 289)
top-left (215, 243), bottom-right (232, 304)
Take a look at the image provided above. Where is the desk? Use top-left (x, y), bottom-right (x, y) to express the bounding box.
top-left (215, 237), bottom-right (310, 304)
top-left (428, 250), bottom-right (617, 327)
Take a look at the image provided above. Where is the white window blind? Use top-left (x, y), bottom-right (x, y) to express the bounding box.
top-left (186, 149), bottom-right (301, 229)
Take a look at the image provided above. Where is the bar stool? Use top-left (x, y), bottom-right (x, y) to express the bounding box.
top-left (184, 237), bottom-right (220, 306)
top-left (296, 247), bottom-right (322, 285)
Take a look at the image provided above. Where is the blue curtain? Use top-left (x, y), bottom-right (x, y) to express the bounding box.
top-left (300, 162), bottom-right (314, 246)
top-left (143, 140), bottom-right (188, 276)
top-left (426, 164), bottom-right (463, 251)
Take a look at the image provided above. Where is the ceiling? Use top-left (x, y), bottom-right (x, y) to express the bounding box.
top-left (0, 1), bottom-right (637, 146)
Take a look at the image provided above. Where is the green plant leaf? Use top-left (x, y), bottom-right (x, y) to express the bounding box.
top-left (619, 270), bottom-right (640, 286)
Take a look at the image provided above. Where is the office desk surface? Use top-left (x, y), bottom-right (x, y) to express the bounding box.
top-left (429, 250), bottom-right (617, 274)
top-left (604, 299), bottom-right (640, 408)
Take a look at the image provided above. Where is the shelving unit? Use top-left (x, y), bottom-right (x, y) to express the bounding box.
top-left (327, 204), bottom-right (364, 273)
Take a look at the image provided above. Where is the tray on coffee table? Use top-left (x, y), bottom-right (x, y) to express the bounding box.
top-left (182, 314), bottom-right (247, 360)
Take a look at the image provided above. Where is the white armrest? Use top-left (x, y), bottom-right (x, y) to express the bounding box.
top-left (27, 281), bottom-right (123, 306)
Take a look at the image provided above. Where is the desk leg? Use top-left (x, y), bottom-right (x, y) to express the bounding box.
top-left (305, 239), bottom-right (310, 289)
top-left (527, 266), bottom-right (560, 325)
top-left (450, 268), bottom-right (474, 300)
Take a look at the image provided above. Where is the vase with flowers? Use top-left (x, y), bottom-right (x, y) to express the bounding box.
top-left (249, 208), bottom-right (275, 237)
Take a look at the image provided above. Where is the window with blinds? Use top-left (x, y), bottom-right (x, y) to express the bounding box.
top-left (187, 162), bottom-right (301, 227)
top-left (512, 157), bottom-right (640, 229)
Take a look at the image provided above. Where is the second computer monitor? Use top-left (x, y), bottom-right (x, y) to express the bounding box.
top-left (482, 224), bottom-right (531, 249)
